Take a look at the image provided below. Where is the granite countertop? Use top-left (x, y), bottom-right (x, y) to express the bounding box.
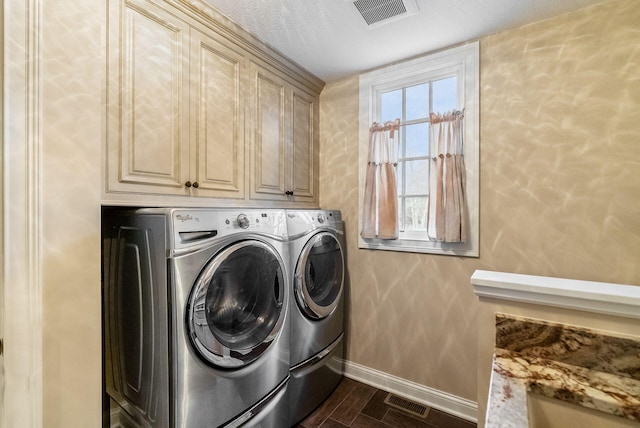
top-left (485, 314), bottom-right (640, 427)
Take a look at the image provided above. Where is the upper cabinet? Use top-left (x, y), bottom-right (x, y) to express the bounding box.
top-left (290, 87), bottom-right (318, 202)
top-left (189, 29), bottom-right (246, 198)
top-left (249, 63), bottom-right (319, 204)
top-left (106, 0), bottom-right (191, 196)
top-left (106, 0), bottom-right (245, 200)
top-left (104, 0), bottom-right (323, 207)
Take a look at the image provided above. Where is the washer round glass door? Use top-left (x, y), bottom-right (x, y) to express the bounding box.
top-left (295, 232), bottom-right (344, 319)
top-left (187, 240), bottom-right (285, 369)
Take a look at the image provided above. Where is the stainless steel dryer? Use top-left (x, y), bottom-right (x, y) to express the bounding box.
top-left (285, 210), bottom-right (346, 425)
top-left (102, 208), bottom-right (290, 428)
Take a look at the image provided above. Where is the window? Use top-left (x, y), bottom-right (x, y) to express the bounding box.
top-left (358, 42), bottom-right (479, 257)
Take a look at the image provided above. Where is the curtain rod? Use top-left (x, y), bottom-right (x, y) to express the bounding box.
top-left (370, 110), bottom-right (464, 131)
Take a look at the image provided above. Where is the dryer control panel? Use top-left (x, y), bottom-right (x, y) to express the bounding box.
top-left (286, 210), bottom-right (343, 238)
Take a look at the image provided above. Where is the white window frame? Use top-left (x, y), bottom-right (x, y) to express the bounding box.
top-left (358, 42), bottom-right (479, 257)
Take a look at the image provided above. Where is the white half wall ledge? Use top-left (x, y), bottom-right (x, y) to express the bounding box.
top-left (471, 270), bottom-right (640, 320)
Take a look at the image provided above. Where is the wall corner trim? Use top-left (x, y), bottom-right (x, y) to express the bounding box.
top-left (4, 0), bottom-right (44, 426)
top-left (343, 360), bottom-right (478, 423)
top-left (471, 270), bottom-right (640, 319)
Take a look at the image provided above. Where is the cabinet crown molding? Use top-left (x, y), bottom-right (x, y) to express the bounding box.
top-left (168, 0), bottom-right (325, 93)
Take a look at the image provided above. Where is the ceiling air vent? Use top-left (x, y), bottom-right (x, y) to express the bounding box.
top-left (350, 0), bottom-right (419, 26)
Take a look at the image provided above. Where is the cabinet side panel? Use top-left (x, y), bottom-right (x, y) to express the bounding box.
top-left (103, 212), bottom-right (169, 427)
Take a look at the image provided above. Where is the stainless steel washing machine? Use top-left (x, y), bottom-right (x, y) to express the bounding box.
top-left (102, 208), bottom-right (290, 428)
top-left (285, 210), bottom-right (346, 425)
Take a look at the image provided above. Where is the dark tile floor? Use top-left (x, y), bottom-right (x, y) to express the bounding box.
top-left (296, 378), bottom-right (477, 428)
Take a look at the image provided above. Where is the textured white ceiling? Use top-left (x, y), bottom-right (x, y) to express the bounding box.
top-left (205, 0), bottom-right (610, 82)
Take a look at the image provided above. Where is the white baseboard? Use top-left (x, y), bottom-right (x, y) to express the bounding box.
top-left (343, 359), bottom-right (478, 423)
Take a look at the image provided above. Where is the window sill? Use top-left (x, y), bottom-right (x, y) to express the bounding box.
top-left (359, 236), bottom-right (478, 257)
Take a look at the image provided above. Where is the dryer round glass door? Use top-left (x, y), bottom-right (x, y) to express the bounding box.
top-left (187, 240), bottom-right (286, 368)
top-left (295, 232), bottom-right (344, 319)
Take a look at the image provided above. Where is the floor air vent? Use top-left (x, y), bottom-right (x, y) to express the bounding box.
top-left (351, 0), bottom-right (418, 26)
top-left (383, 393), bottom-right (430, 418)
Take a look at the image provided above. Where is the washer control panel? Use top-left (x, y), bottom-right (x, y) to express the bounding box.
top-left (221, 211), bottom-right (280, 231)
top-left (171, 209), bottom-right (287, 249)
top-left (236, 214), bottom-right (251, 229)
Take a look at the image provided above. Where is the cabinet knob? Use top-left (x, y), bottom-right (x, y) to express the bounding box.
top-left (185, 181), bottom-right (192, 188)
top-left (285, 190), bottom-right (294, 196)
top-left (192, 181), bottom-right (199, 189)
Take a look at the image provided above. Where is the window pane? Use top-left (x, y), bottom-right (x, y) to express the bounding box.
top-left (403, 197), bottom-right (428, 231)
top-left (405, 83), bottom-right (429, 121)
top-left (397, 197), bottom-right (404, 231)
top-left (432, 76), bottom-right (457, 113)
top-left (396, 163), bottom-right (403, 194)
top-left (405, 123), bottom-right (429, 158)
top-left (381, 90), bottom-right (401, 122)
top-left (404, 160), bottom-right (429, 195)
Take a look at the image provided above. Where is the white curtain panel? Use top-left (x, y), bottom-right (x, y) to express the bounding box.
top-left (427, 111), bottom-right (467, 243)
top-left (361, 120), bottom-right (400, 240)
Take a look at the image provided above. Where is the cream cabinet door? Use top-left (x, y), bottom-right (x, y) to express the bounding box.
top-left (107, 0), bottom-right (191, 195)
top-left (249, 63), bottom-right (319, 203)
top-left (290, 88), bottom-right (318, 203)
top-left (189, 29), bottom-right (245, 199)
top-left (249, 63), bottom-right (289, 201)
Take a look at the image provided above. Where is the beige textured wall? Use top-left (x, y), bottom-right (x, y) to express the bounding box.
top-left (15, 0), bottom-right (638, 426)
top-left (476, 0), bottom-right (640, 423)
top-left (319, 0), bottom-right (640, 412)
top-left (41, 0), bottom-right (104, 425)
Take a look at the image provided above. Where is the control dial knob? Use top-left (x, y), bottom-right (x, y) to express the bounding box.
top-left (237, 214), bottom-right (250, 229)
top-left (317, 214), bottom-right (326, 224)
